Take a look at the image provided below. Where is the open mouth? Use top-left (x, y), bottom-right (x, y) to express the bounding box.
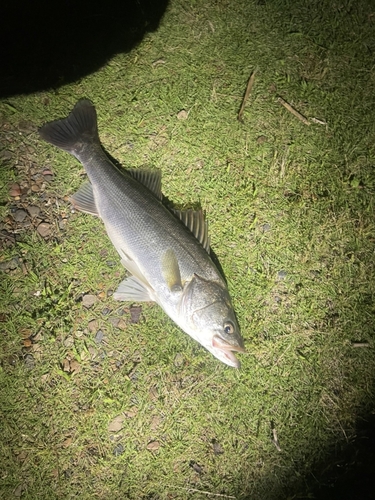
top-left (212, 335), bottom-right (246, 367)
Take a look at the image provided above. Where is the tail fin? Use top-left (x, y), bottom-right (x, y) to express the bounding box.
top-left (39, 99), bottom-right (99, 155)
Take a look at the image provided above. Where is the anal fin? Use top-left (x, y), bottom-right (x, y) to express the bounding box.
top-left (113, 276), bottom-right (154, 302)
top-left (70, 182), bottom-right (99, 216)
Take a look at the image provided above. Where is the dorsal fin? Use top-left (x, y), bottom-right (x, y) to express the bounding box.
top-left (173, 209), bottom-right (210, 253)
top-left (127, 169), bottom-right (162, 200)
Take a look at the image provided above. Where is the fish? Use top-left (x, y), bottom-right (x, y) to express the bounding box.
top-left (39, 99), bottom-right (245, 367)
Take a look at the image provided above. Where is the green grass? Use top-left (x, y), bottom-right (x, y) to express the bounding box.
top-left (1, 0), bottom-right (375, 498)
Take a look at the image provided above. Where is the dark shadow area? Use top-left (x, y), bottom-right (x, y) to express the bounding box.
top-left (0, 0), bottom-right (169, 98)
top-left (299, 412), bottom-right (375, 500)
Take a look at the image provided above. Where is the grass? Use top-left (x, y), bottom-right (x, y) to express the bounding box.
top-left (1, 0), bottom-right (375, 498)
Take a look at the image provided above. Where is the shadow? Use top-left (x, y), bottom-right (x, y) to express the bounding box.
top-left (0, 0), bottom-right (169, 98)
top-left (301, 412), bottom-right (375, 500)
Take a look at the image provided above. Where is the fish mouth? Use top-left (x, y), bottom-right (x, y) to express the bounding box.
top-left (212, 335), bottom-right (246, 368)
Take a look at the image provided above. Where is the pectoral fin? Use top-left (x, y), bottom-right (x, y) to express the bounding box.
top-left (161, 249), bottom-right (183, 293)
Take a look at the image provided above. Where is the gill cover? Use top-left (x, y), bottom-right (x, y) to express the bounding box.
top-left (181, 274), bottom-right (244, 351)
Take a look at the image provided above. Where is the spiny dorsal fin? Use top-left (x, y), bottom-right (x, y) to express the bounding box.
top-left (127, 169), bottom-right (162, 200)
top-left (173, 209), bottom-right (210, 253)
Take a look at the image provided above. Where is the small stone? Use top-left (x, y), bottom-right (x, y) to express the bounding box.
top-left (43, 168), bottom-right (54, 180)
top-left (108, 414), bottom-right (125, 432)
top-left (95, 330), bottom-right (104, 344)
top-left (13, 483), bottom-right (24, 498)
top-left (27, 205), bottom-right (41, 218)
top-left (64, 336), bottom-right (74, 348)
top-left (130, 305), bottom-right (142, 324)
top-left (9, 183), bottom-right (21, 197)
top-left (189, 461), bottom-right (203, 474)
top-left (82, 294), bottom-right (97, 308)
top-left (13, 209), bottom-right (28, 222)
top-left (88, 346), bottom-right (97, 359)
top-left (108, 317), bottom-right (120, 328)
top-left (116, 318), bottom-right (127, 330)
top-left (212, 440), bottom-right (224, 455)
top-left (113, 443), bottom-right (124, 456)
top-left (0, 257), bottom-right (19, 271)
top-left (62, 358), bottom-right (70, 372)
top-left (256, 135), bottom-right (268, 144)
top-left (24, 354), bottom-right (35, 370)
top-left (88, 319), bottom-right (98, 332)
top-left (1, 150), bottom-right (12, 161)
top-left (18, 120), bottom-right (36, 134)
top-left (36, 222), bottom-right (51, 238)
top-left (177, 109), bottom-right (188, 120)
top-left (277, 270), bottom-right (287, 280)
top-left (174, 353), bottom-right (184, 367)
top-left (150, 415), bottom-right (161, 431)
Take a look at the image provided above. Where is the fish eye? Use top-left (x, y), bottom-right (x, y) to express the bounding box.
top-left (223, 321), bottom-right (235, 335)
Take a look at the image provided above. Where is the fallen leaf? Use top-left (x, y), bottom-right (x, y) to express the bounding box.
top-left (69, 359), bottom-right (81, 373)
top-left (62, 437), bottom-right (72, 448)
top-left (147, 440), bottom-right (160, 451)
top-left (150, 415), bottom-right (161, 431)
top-left (108, 414), bottom-right (126, 432)
top-left (124, 408), bottom-right (138, 418)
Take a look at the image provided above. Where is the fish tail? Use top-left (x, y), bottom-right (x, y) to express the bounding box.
top-left (39, 99), bottom-right (99, 155)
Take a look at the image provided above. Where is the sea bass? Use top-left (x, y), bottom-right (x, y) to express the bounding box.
top-left (39, 99), bottom-right (245, 367)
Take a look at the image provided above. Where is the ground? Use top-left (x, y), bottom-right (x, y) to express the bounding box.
top-left (1, 0), bottom-right (375, 498)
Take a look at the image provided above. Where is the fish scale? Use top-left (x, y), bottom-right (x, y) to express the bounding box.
top-left (39, 99), bottom-right (245, 367)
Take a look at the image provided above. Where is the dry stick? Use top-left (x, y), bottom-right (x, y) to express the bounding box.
top-left (277, 96), bottom-right (310, 126)
top-left (271, 422), bottom-right (282, 452)
top-left (173, 487), bottom-right (236, 499)
top-left (238, 70), bottom-right (256, 122)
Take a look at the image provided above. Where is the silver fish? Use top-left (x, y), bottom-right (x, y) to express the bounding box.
top-left (39, 99), bottom-right (245, 367)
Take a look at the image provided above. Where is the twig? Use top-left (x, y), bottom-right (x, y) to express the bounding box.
top-left (238, 70), bottom-right (257, 123)
top-left (277, 96), bottom-right (310, 125)
top-left (271, 422), bottom-right (282, 452)
top-left (351, 342), bottom-right (370, 348)
top-left (170, 486), bottom-right (236, 499)
top-left (310, 117), bottom-right (327, 126)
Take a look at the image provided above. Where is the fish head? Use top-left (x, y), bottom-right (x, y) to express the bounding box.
top-left (181, 274), bottom-right (245, 368)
